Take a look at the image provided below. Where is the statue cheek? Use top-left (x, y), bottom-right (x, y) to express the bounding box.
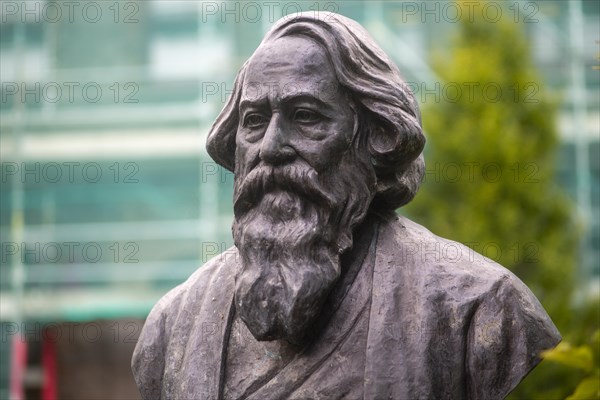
top-left (329, 119), bottom-right (356, 149)
top-left (297, 136), bottom-right (351, 171)
top-left (234, 142), bottom-right (260, 173)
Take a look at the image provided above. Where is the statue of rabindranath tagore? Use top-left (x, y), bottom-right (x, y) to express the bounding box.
top-left (132, 12), bottom-right (560, 400)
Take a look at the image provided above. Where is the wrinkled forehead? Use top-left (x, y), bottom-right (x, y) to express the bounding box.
top-left (241, 36), bottom-right (344, 106)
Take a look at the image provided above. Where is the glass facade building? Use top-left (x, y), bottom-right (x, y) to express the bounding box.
top-left (0, 1), bottom-right (598, 398)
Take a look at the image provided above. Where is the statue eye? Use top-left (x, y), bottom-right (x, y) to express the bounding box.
top-left (244, 113), bottom-right (269, 128)
top-left (293, 108), bottom-right (320, 124)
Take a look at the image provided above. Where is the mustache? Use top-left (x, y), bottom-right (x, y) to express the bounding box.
top-left (233, 162), bottom-right (337, 216)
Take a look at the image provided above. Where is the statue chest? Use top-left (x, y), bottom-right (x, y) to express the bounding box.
top-left (222, 308), bottom-right (369, 400)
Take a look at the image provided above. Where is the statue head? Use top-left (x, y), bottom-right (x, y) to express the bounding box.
top-left (206, 12), bottom-right (426, 344)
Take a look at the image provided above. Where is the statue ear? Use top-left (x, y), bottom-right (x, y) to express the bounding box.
top-left (367, 121), bottom-right (401, 170)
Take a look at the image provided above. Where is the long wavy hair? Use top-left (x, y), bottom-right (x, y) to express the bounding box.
top-left (206, 11), bottom-right (426, 210)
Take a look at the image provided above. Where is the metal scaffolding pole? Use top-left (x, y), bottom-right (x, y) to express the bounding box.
top-left (7, 17), bottom-right (26, 400)
top-left (568, 0), bottom-right (592, 292)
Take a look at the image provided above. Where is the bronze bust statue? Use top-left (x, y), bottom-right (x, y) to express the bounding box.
top-left (132, 12), bottom-right (560, 399)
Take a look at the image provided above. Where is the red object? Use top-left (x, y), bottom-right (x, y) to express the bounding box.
top-left (42, 331), bottom-right (58, 400)
top-left (9, 335), bottom-right (27, 400)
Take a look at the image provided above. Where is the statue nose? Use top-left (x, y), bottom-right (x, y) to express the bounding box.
top-left (259, 115), bottom-right (296, 165)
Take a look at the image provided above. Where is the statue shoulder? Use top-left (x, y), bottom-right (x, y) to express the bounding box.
top-left (377, 215), bottom-right (560, 398)
top-left (143, 246), bottom-right (239, 329)
top-left (379, 215), bottom-right (535, 298)
top-left (131, 246), bottom-right (239, 399)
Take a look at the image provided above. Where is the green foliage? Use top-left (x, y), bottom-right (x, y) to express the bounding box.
top-left (402, 0), bottom-right (589, 397)
top-left (515, 299), bottom-right (600, 399)
top-left (544, 343), bottom-right (594, 372)
top-left (542, 329), bottom-right (600, 400)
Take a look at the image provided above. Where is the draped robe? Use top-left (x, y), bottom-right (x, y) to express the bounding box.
top-left (132, 214), bottom-right (560, 399)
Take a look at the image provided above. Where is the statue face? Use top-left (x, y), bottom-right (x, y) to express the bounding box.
top-left (235, 35), bottom-right (356, 177)
top-left (231, 35), bottom-right (376, 344)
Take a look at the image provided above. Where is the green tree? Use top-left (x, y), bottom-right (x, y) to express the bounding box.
top-left (403, 1), bottom-right (581, 398)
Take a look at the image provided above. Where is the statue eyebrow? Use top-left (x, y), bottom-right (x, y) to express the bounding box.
top-left (239, 97), bottom-right (269, 112)
top-left (240, 92), bottom-right (331, 112)
top-left (279, 93), bottom-right (331, 109)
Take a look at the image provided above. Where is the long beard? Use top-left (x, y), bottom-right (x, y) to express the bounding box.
top-left (232, 150), bottom-right (375, 344)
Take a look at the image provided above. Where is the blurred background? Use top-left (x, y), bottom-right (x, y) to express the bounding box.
top-left (0, 0), bottom-right (598, 399)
